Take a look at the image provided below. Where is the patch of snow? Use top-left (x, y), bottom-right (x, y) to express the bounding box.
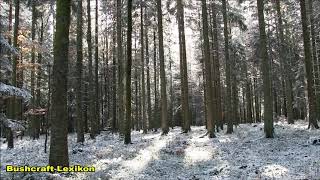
top-left (1, 120), bottom-right (320, 180)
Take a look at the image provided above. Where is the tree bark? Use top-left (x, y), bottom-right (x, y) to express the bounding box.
top-left (299, 0), bottom-right (319, 129)
top-left (157, 0), bottom-right (169, 135)
top-left (275, 0), bottom-right (294, 124)
top-left (91, 0), bottom-right (100, 137)
top-left (257, 0), bottom-right (274, 137)
top-left (222, 0), bottom-right (233, 134)
top-left (76, 0), bottom-right (84, 143)
top-left (125, 0), bottom-right (133, 144)
top-left (145, 9), bottom-right (152, 131)
top-left (49, 0), bottom-right (71, 166)
top-left (30, 0), bottom-right (40, 139)
top-left (87, 0), bottom-right (95, 138)
top-left (117, 0), bottom-right (125, 135)
top-left (140, 1), bottom-right (147, 133)
top-left (201, 0), bottom-right (216, 138)
top-left (177, 0), bottom-right (191, 132)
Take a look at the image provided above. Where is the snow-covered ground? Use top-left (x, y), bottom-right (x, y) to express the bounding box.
top-left (1, 119), bottom-right (320, 180)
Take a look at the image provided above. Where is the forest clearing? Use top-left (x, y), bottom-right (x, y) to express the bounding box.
top-left (1, 0), bottom-right (320, 179)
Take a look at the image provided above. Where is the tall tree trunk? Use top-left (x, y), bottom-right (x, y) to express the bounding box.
top-left (153, 29), bottom-right (159, 130)
top-left (10, 0), bottom-right (20, 117)
top-left (210, 1), bottom-right (223, 130)
top-left (156, 0), bottom-right (169, 135)
top-left (112, 25), bottom-right (117, 132)
top-left (36, 15), bottom-right (44, 131)
top-left (76, 0), bottom-right (84, 143)
top-left (140, 1), bottom-right (147, 133)
top-left (145, 10), bottom-right (152, 131)
top-left (257, 0), bottom-right (274, 137)
top-left (201, 0), bottom-right (216, 138)
top-left (222, 0), bottom-right (233, 133)
top-left (124, 0), bottom-right (133, 144)
top-left (308, 0), bottom-right (320, 122)
top-left (299, 0), bottom-right (319, 129)
top-left (30, 0), bottom-right (40, 139)
top-left (91, 0), bottom-right (100, 137)
top-left (117, 0), bottom-right (125, 135)
top-left (87, 0), bottom-right (95, 138)
top-left (7, 0), bottom-right (20, 149)
top-left (49, 0), bottom-right (71, 167)
top-left (275, 0), bottom-right (294, 124)
top-left (177, 0), bottom-right (191, 133)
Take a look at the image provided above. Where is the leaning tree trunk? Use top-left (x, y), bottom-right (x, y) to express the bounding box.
top-left (49, 0), bottom-right (71, 167)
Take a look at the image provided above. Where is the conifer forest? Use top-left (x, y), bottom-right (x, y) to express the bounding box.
top-left (0, 0), bottom-right (320, 179)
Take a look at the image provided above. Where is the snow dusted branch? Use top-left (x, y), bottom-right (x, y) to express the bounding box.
top-left (0, 35), bottom-right (19, 55)
top-left (0, 113), bottom-right (26, 131)
top-left (0, 82), bottom-right (32, 102)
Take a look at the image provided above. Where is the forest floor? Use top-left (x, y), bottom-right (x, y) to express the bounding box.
top-left (1, 118), bottom-right (320, 180)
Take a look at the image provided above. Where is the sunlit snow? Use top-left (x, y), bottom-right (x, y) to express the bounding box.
top-left (1, 119), bottom-right (320, 180)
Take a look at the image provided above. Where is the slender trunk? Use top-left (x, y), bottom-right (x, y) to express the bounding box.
top-left (91, 0), bottom-right (100, 137)
top-left (117, 0), bottom-right (125, 135)
top-left (221, 0), bottom-right (232, 133)
top-left (140, 1), bottom-right (147, 133)
top-left (254, 78), bottom-right (260, 122)
top-left (36, 15), bottom-right (44, 133)
top-left (112, 25), bottom-right (117, 132)
top-left (124, 0), bottom-right (133, 144)
top-left (153, 29), bottom-right (158, 130)
top-left (177, 0), bottom-right (191, 132)
top-left (76, 0), bottom-right (84, 143)
top-left (30, 0), bottom-right (40, 139)
top-left (211, 1), bottom-right (223, 129)
top-left (157, 0), bottom-right (169, 134)
top-left (201, 0), bottom-right (216, 138)
top-left (257, 0), bottom-right (274, 137)
top-left (275, 0), bottom-right (294, 124)
top-left (308, 0), bottom-right (320, 122)
top-left (87, 0), bottom-right (95, 138)
top-left (299, 0), bottom-right (319, 129)
top-left (145, 10), bottom-right (152, 131)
